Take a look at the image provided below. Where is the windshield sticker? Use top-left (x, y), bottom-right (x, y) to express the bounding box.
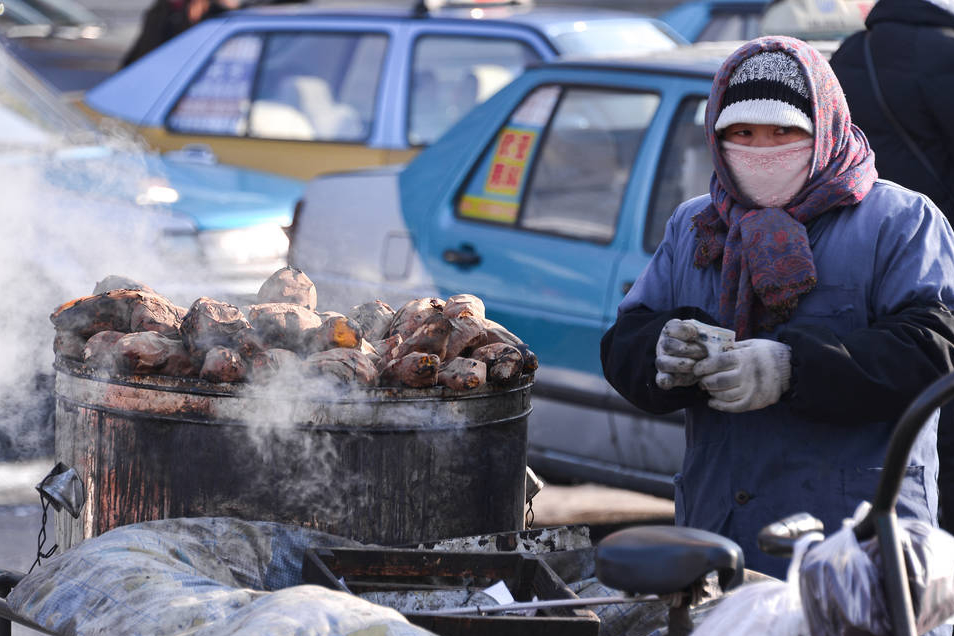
top-left (459, 125), bottom-right (540, 223)
top-left (168, 35), bottom-right (261, 135)
top-left (485, 128), bottom-right (536, 196)
top-left (458, 196), bottom-right (520, 223)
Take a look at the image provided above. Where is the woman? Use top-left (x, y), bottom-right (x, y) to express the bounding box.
top-left (600, 36), bottom-right (954, 577)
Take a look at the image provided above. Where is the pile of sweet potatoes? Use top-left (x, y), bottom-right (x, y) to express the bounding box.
top-left (50, 268), bottom-right (537, 391)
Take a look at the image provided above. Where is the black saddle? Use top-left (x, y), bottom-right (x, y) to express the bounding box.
top-left (595, 526), bottom-right (744, 596)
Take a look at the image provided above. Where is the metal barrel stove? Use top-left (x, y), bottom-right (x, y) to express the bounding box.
top-left (52, 358), bottom-right (531, 549)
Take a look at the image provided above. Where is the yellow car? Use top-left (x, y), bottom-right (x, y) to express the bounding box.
top-left (78, 1), bottom-right (684, 180)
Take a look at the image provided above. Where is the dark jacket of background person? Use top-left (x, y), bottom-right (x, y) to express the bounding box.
top-left (120, 0), bottom-right (233, 69)
top-left (829, 0), bottom-right (954, 220)
top-left (830, 0), bottom-right (954, 536)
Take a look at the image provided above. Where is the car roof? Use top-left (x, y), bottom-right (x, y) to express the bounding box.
top-left (539, 40), bottom-right (741, 77)
top-left (226, 1), bottom-right (658, 27)
top-left (534, 38), bottom-right (840, 76)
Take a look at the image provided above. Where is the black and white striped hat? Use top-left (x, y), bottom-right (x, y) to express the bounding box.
top-left (715, 51), bottom-right (814, 134)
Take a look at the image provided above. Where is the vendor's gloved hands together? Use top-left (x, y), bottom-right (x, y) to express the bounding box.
top-left (693, 339), bottom-right (792, 413)
top-left (655, 319), bottom-right (709, 390)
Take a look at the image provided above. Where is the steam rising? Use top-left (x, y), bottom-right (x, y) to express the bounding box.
top-left (0, 68), bottom-right (206, 459)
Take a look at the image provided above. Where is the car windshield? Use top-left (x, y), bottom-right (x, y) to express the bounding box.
top-left (0, 44), bottom-right (97, 146)
top-left (547, 19), bottom-right (681, 56)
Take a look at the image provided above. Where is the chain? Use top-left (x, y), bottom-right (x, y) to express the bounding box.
top-left (525, 497), bottom-right (534, 530)
top-left (29, 496), bottom-right (58, 574)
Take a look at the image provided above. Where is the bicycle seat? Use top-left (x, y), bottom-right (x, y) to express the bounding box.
top-left (595, 526), bottom-right (744, 596)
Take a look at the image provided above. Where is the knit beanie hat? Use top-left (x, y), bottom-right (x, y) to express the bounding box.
top-left (714, 51), bottom-right (814, 134)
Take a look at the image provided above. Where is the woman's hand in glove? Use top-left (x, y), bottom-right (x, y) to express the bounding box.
top-left (655, 319), bottom-right (709, 390)
top-left (693, 339), bottom-right (792, 412)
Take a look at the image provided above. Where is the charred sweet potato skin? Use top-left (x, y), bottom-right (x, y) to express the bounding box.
top-left (82, 330), bottom-right (126, 371)
top-left (380, 352), bottom-right (440, 388)
top-left (348, 300), bottom-right (395, 343)
top-left (304, 348), bottom-right (378, 386)
top-left (391, 313), bottom-right (452, 361)
top-left (438, 357), bottom-right (486, 391)
top-left (179, 297), bottom-right (251, 357)
top-left (306, 316), bottom-right (364, 353)
top-left (389, 298), bottom-right (445, 340)
top-left (471, 343), bottom-right (524, 387)
top-left (443, 294), bottom-right (485, 320)
top-left (257, 267), bottom-right (318, 310)
top-left (51, 276), bottom-right (534, 392)
top-left (200, 346), bottom-right (247, 383)
top-left (246, 303), bottom-right (322, 352)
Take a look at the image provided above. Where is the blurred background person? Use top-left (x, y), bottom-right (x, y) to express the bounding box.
top-left (829, 0), bottom-right (954, 220)
top-left (830, 0), bottom-right (954, 535)
top-left (121, 0), bottom-right (241, 68)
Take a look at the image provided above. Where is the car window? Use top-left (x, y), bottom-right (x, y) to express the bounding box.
top-left (168, 34), bottom-right (263, 136)
top-left (408, 35), bottom-right (541, 146)
top-left (456, 85), bottom-right (660, 243)
top-left (696, 13), bottom-right (762, 41)
top-left (549, 19), bottom-right (680, 56)
top-left (645, 96), bottom-right (710, 252)
top-left (248, 32), bottom-right (387, 142)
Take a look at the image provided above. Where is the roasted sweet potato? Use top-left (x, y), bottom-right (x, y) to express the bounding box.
top-left (82, 330), bottom-right (125, 370)
top-left (304, 348), bottom-right (377, 386)
top-left (129, 294), bottom-right (181, 337)
top-left (200, 346), bottom-right (247, 383)
top-left (444, 315), bottom-right (488, 360)
top-left (348, 300), bottom-right (395, 343)
top-left (306, 315), bottom-right (363, 353)
top-left (443, 294), bottom-right (485, 320)
top-left (50, 289), bottom-right (142, 338)
top-left (116, 331), bottom-right (178, 374)
top-left (54, 330), bottom-right (87, 361)
top-left (359, 339), bottom-right (381, 367)
top-left (380, 352), bottom-right (440, 388)
top-left (389, 298), bottom-right (445, 339)
top-left (160, 341), bottom-right (199, 377)
top-left (92, 275), bottom-right (155, 295)
top-left (480, 318), bottom-right (524, 348)
top-left (471, 343), bottom-right (524, 387)
top-left (438, 357), bottom-right (486, 391)
top-left (515, 343), bottom-right (539, 373)
top-left (246, 303), bottom-right (322, 351)
top-left (250, 348), bottom-right (302, 382)
top-left (179, 297), bottom-right (251, 356)
top-left (257, 267), bottom-right (318, 310)
top-left (233, 327), bottom-right (268, 361)
top-left (391, 313), bottom-right (452, 361)
top-left (372, 334), bottom-right (404, 370)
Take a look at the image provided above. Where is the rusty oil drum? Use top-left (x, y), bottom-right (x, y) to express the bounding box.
top-left (52, 358), bottom-right (531, 549)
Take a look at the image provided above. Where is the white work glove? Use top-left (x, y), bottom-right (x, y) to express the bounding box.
top-left (693, 339), bottom-right (792, 412)
top-left (655, 319), bottom-right (708, 390)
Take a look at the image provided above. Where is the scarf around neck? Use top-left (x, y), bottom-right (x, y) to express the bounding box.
top-left (692, 36), bottom-right (877, 339)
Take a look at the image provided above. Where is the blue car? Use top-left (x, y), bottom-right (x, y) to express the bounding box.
top-left (77, 0), bottom-right (685, 181)
top-left (287, 44), bottom-right (749, 496)
top-left (660, 0), bottom-right (769, 42)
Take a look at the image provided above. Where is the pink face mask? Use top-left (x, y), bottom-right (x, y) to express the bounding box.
top-left (721, 139), bottom-right (813, 208)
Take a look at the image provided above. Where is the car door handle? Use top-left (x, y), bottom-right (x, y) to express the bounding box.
top-left (442, 244), bottom-right (481, 268)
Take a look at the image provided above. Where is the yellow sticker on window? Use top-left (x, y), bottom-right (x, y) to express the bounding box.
top-left (458, 195), bottom-right (520, 224)
top-left (484, 128), bottom-right (537, 197)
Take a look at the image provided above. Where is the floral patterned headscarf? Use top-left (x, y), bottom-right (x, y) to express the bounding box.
top-left (692, 36), bottom-right (877, 338)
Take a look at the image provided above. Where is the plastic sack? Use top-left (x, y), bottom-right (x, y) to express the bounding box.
top-left (692, 532), bottom-right (823, 636)
top-left (799, 502), bottom-right (954, 636)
